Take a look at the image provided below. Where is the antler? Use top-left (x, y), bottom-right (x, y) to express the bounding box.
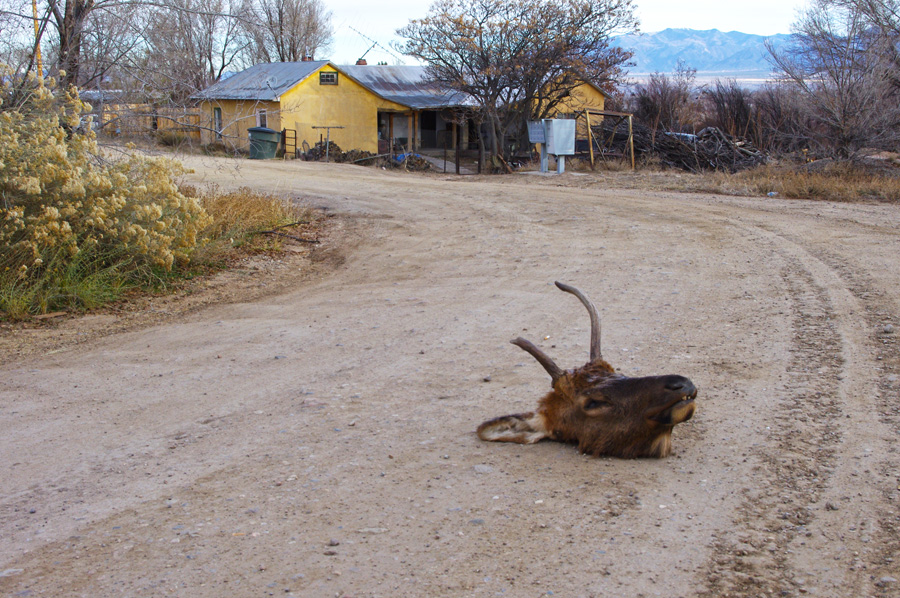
top-left (511, 337), bottom-right (563, 383)
top-left (555, 281), bottom-right (602, 361)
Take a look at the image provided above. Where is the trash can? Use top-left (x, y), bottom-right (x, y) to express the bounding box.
top-left (248, 127), bottom-right (280, 159)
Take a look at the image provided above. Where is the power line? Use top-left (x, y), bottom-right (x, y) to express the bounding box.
top-left (347, 25), bottom-right (403, 62)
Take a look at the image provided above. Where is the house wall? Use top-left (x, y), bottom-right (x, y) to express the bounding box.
top-left (552, 82), bottom-right (606, 115)
top-left (198, 67), bottom-right (410, 154)
top-left (279, 66), bottom-right (409, 154)
top-left (198, 99), bottom-right (282, 150)
top-left (541, 82), bottom-right (608, 141)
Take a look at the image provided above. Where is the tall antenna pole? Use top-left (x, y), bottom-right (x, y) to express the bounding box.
top-left (32, 0), bottom-right (43, 77)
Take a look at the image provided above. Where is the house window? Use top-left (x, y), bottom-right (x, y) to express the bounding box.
top-left (213, 107), bottom-right (223, 140)
top-left (256, 109), bottom-right (267, 128)
top-left (319, 71), bottom-right (338, 85)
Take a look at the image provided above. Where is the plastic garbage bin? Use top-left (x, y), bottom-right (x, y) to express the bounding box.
top-left (248, 127), bottom-right (280, 159)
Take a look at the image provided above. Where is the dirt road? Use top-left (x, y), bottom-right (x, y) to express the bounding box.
top-left (2, 157), bottom-right (899, 597)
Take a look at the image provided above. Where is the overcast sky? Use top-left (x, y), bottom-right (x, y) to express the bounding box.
top-left (325, 0), bottom-right (809, 65)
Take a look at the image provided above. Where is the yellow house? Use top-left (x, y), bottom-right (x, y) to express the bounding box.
top-left (193, 61), bottom-right (607, 156)
top-left (193, 61), bottom-right (473, 154)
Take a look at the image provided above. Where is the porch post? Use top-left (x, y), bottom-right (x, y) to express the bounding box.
top-left (389, 113), bottom-right (394, 159)
top-left (585, 110), bottom-right (595, 168)
top-left (455, 120), bottom-right (461, 175)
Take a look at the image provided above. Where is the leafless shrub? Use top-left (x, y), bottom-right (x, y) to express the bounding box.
top-left (703, 79), bottom-right (755, 140)
top-left (630, 61), bottom-right (699, 138)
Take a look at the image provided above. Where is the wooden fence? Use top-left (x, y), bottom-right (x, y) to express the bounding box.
top-left (92, 104), bottom-right (202, 141)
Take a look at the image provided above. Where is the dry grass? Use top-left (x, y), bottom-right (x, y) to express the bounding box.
top-left (568, 159), bottom-right (900, 202)
top-left (695, 162), bottom-right (900, 202)
top-left (195, 186), bottom-right (313, 239)
top-left (182, 185), bottom-right (321, 269)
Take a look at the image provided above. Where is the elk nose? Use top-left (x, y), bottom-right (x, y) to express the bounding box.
top-left (665, 377), bottom-right (696, 395)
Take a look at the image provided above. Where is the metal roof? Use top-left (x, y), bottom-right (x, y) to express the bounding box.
top-left (192, 61), bottom-right (472, 109)
top-left (339, 65), bottom-right (471, 110)
top-left (192, 61), bottom-right (329, 101)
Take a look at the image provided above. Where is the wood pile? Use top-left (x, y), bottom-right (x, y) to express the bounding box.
top-left (302, 141), bottom-right (377, 164)
top-left (342, 149), bottom-right (378, 163)
top-left (301, 142), bottom-right (431, 171)
top-left (593, 120), bottom-right (766, 173)
top-left (302, 140), bottom-right (343, 161)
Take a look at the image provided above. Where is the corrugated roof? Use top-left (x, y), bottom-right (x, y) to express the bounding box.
top-left (192, 61), bottom-right (473, 109)
top-left (192, 61), bottom-right (329, 101)
top-left (339, 65), bottom-right (471, 109)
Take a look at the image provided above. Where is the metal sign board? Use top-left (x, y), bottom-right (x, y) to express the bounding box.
top-left (527, 121), bottom-right (545, 144)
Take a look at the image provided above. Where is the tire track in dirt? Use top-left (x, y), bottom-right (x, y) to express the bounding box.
top-left (697, 216), bottom-right (899, 597)
top-left (774, 241), bottom-right (900, 597)
top-left (701, 251), bottom-right (843, 596)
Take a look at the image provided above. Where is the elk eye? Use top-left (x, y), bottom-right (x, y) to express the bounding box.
top-left (583, 398), bottom-right (609, 411)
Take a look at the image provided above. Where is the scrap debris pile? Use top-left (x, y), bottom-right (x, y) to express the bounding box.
top-left (301, 142), bottom-right (432, 171)
top-left (593, 120), bottom-right (766, 173)
top-left (392, 153), bottom-right (433, 171)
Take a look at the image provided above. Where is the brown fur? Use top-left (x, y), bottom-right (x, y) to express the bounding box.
top-left (477, 282), bottom-right (697, 459)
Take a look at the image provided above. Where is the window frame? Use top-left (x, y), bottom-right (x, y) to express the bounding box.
top-left (213, 107), bottom-right (223, 140)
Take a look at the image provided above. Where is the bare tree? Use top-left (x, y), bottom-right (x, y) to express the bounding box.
top-left (76, 1), bottom-right (144, 89)
top-left (245, 0), bottom-right (331, 62)
top-left (398, 0), bottom-right (637, 163)
top-left (752, 82), bottom-right (822, 154)
top-left (2, 0), bottom-right (253, 95)
top-left (140, 0), bottom-right (250, 102)
top-left (768, 0), bottom-right (900, 156)
top-left (852, 0), bottom-right (900, 91)
top-left (45, 0), bottom-right (124, 87)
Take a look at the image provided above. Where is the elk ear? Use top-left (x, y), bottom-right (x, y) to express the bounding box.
top-left (477, 412), bottom-right (549, 444)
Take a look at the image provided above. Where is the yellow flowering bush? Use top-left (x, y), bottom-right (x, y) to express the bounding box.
top-left (0, 73), bottom-right (211, 273)
top-left (1, 70), bottom-right (212, 315)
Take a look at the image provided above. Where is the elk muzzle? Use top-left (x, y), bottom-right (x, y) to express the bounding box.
top-left (647, 376), bottom-right (697, 425)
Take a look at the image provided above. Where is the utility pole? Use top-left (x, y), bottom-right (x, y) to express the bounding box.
top-left (32, 0), bottom-right (43, 77)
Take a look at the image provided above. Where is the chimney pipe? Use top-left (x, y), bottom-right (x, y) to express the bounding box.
top-left (356, 58), bottom-right (367, 66)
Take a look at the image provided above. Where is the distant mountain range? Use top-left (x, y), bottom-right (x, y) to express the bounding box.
top-left (613, 28), bottom-right (792, 82)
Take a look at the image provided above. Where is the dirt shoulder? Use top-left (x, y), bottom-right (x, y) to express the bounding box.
top-left (2, 156), bottom-right (899, 598)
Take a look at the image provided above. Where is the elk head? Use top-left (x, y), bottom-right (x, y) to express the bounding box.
top-left (477, 282), bottom-right (697, 458)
